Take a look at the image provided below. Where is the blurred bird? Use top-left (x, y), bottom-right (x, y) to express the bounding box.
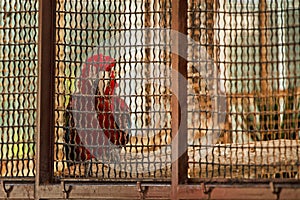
top-left (64, 54), bottom-right (131, 176)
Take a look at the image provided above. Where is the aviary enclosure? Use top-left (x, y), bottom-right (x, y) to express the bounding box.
top-left (0, 0), bottom-right (299, 199)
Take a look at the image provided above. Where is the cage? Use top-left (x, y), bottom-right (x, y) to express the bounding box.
top-left (0, 0), bottom-right (299, 199)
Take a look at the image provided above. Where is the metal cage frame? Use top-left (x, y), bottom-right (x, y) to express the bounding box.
top-left (0, 0), bottom-right (299, 199)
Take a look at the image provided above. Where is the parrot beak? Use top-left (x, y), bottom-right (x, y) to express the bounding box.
top-left (84, 54), bottom-right (118, 96)
top-left (97, 70), bottom-right (113, 96)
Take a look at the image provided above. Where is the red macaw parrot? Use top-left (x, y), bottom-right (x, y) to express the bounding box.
top-left (64, 54), bottom-right (131, 175)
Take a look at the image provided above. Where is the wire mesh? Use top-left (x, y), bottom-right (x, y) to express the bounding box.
top-left (54, 0), bottom-right (172, 181)
top-left (187, 0), bottom-right (300, 181)
top-left (0, 0), bottom-right (37, 178)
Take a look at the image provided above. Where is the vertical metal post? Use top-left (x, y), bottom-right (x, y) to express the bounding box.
top-left (171, 0), bottom-right (188, 199)
top-left (36, 0), bottom-right (56, 196)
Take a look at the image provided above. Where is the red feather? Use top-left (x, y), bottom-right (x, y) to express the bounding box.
top-left (65, 54), bottom-right (130, 163)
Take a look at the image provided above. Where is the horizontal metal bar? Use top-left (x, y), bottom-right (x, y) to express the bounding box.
top-left (0, 43), bottom-right (37, 46)
top-left (188, 178), bottom-right (300, 184)
top-left (0, 59), bottom-right (38, 62)
top-left (57, 179), bottom-right (171, 185)
top-left (55, 76), bottom-right (172, 81)
top-left (177, 184), bottom-right (300, 200)
top-left (55, 27), bottom-right (172, 33)
top-left (36, 184), bottom-right (171, 199)
top-left (56, 43), bottom-right (172, 49)
top-left (56, 10), bottom-right (171, 15)
top-left (0, 178), bottom-right (34, 182)
top-left (0, 182), bottom-right (34, 199)
top-left (1, 182), bottom-right (300, 199)
top-left (0, 10), bottom-right (38, 14)
top-left (187, 7), bottom-right (299, 14)
top-left (0, 26), bottom-right (38, 30)
top-left (187, 25), bottom-right (300, 31)
top-left (187, 144), bottom-right (300, 149)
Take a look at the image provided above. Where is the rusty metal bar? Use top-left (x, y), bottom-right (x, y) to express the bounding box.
top-left (0, 183), bottom-right (34, 199)
top-left (176, 184), bottom-right (300, 200)
top-left (171, 0), bottom-right (188, 199)
top-left (1, 182), bottom-right (300, 199)
top-left (36, 0), bottom-right (56, 191)
top-left (37, 184), bottom-right (171, 199)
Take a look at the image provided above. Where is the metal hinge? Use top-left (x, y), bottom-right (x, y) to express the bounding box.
top-left (61, 181), bottom-right (73, 199)
top-left (1, 181), bottom-right (14, 198)
top-left (137, 181), bottom-right (148, 200)
top-left (270, 182), bottom-right (281, 200)
top-left (201, 182), bottom-right (213, 195)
